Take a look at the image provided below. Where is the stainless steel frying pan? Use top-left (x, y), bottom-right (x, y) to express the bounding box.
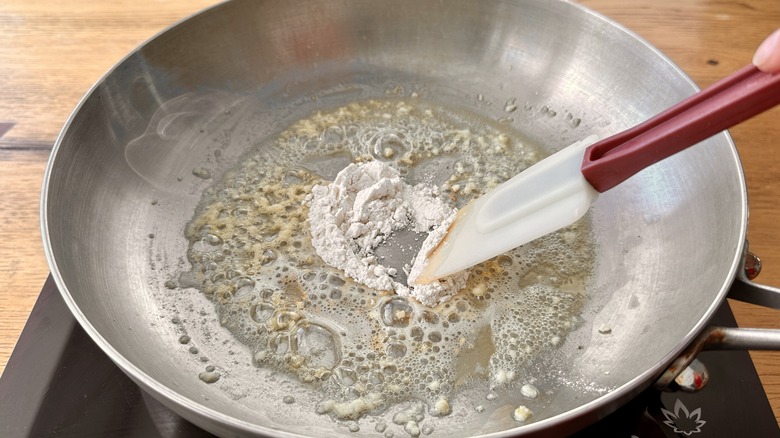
top-left (41, 0), bottom-right (780, 436)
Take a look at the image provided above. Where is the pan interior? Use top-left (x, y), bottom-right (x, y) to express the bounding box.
top-left (43, 0), bottom-right (745, 436)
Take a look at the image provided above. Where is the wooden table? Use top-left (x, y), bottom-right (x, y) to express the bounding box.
top-left (1, 0), bottom-right (779, 426)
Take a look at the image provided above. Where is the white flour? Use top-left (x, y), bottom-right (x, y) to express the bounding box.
top-left (306, 161), bottom-right (468, 306)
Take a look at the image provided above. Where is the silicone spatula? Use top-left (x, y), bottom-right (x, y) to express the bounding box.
top-left (414, 65), bottom-right (780, 283)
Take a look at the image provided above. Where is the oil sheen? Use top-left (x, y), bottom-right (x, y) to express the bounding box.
top-left (184, 98), bottom-right (595, 425)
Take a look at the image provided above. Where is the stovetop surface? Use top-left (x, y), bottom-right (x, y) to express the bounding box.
top-left (1, 276), bottom-right (778, 437)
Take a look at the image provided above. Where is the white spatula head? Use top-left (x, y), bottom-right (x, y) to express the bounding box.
top-left (414, 135), bottom-right (600, 283)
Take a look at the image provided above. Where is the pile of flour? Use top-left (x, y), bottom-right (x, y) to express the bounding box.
top-left (306, 161), bottom-right (468, 306)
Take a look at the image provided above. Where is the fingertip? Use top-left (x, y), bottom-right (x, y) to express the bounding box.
top-left (754, 28), bottom-right (780, 73)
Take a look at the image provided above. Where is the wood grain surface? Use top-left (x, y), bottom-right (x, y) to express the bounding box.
top-left (1, 0), bottom-right (779, 426)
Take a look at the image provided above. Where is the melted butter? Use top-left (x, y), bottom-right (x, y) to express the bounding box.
top-left (184, 98), bottom-right (595, 424)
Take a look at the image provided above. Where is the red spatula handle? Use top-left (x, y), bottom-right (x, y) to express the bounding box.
top-left (581, 65), bottom-right (780, 193)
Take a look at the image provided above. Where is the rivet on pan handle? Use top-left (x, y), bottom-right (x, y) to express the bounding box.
top-left (655, 242), bottom-right (780, 391)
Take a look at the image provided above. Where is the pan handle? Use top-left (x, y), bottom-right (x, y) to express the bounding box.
top-left (655, 244), bottom-right (780, 391)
